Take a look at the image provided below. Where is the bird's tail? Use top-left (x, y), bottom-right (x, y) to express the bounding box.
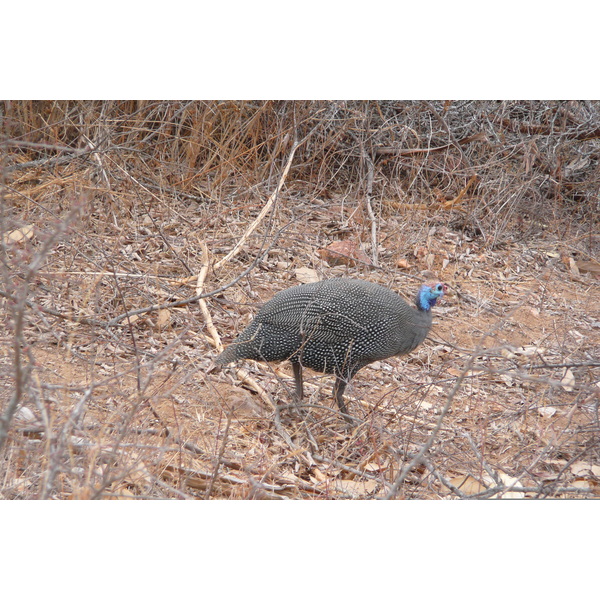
top-left (214, 346), bottom-right (236, 365)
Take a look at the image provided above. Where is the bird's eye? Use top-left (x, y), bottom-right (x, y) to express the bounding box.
top-left (436, 284), bottom-right (443, 292)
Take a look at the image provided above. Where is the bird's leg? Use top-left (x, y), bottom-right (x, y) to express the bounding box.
top-left (291, 361), bottom-right (307, 418)
top-left (292, 361), bottom-right (303, 401)
top-left (333, 377), bottom-right (354, 426)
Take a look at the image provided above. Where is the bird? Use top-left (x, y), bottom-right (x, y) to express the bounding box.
top-left (215, 278), bottom-right (446, 422)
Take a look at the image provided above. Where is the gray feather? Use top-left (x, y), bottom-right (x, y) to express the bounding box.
top-left (216, 277), bottom-right (444, 419)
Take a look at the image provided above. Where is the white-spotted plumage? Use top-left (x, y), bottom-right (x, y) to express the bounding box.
top-left (216, 278), bottom-right (446, 421)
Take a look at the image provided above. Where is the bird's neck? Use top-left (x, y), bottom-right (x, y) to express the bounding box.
top-left (416, 294), bottom-right (432, 312)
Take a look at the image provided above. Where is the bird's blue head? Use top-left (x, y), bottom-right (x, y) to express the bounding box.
top-left (416, 283), bottom-right (446, 311)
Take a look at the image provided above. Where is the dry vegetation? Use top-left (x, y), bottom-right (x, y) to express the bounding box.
top-left (1, 100), bottom-right (599, 499)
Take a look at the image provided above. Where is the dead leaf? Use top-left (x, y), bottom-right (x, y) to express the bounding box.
top-left (449, 475), bottom-right (486, 495)
top-left (576, 261), bottom-right (600, 279)
top-left (570, 479), bottom-right (591, 490)
top-left (318, 240), bottom-right (373, 267)
top-left (560, 368), bottom-right (575, 392)
top-left (311, 467), bottom-right (327, 482)
top-left (294, 267), bottom-right (320, 284)
top-left (15, 406), bottom-right (36, 422)
top-left (333, 479), bottom-right (378, 497)
top-left (500, 373), bottom-right (516, 387)
top-left (538, 406), bottom-right (557, 418)
top-left (570, 461), bottom-right (600, 478)
top-left (157, 308), bottom-right (171, 328)
top-left (515, 345), bottom-right (544, 357)
top-left (125, 314), bottom-right (140, 325)
top-left (568, 257), bottom-right (580, 276)
top-left (414, 246), bottom-right (427, 260)
top-left (447, 367), bottom-right (464, 377)
top-left (564, 156), bottom-right (589, 175)
top-left (4, 225), bottom-right (34, 244)
top-left (363, 461), bottom-right (389, 473)
top-left (493, 472), bottom-right (525, 498)
top-left (396, 258), bottom-right (410, 269)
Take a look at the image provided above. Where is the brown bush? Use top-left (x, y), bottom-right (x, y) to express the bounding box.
top-left (1, 100), bottom-right (598, 499)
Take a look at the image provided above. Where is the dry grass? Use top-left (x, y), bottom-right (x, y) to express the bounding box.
top-left (1, 100), bottom-right (599, 499)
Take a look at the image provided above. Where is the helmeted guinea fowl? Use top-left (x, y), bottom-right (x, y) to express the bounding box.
top-left (216, 278), bottom-right (446, 422)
